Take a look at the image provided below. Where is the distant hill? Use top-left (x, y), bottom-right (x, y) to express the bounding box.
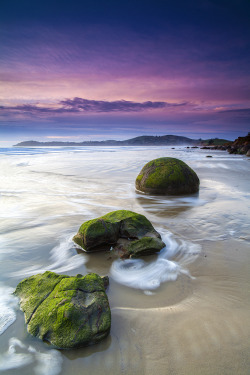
top-left (14, 135), bottom-right (199, 147)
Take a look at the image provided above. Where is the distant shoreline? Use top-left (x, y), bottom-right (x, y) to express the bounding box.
top-left (14, 135), bottom-right (230, 147)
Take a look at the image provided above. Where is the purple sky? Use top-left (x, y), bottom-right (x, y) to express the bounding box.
top-left (0, 0), bottom-right (250, 145)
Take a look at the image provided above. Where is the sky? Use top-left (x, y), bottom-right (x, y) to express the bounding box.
top-left (0, 0), bottom-right (250, 145)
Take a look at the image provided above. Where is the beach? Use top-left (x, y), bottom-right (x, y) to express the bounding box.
top-left (0, 145), bottom-right (249, 374)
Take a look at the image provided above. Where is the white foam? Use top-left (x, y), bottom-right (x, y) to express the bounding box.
top-left (111, 257), bottom-right (181, 290)
top-left (32, 347), bottom-right (63, 375)
top-left (0, 338), bottom-right (63, 375)
top-left (0, 285), bottom-right (18, 335)
top-left (110, 232), bottom-right (201, 291)
top-left (0, 338), bottom-right (33, 370)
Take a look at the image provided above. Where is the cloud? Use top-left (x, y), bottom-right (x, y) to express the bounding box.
top-left (218, 108), bottom-right (250, 115)
top-left (59, 97), bottom-right (186, 112)
top-left (0, 97), bottom-right (187, 117)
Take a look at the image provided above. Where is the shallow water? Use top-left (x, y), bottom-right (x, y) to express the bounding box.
top-left (0, 146), bottom-right (249, 374)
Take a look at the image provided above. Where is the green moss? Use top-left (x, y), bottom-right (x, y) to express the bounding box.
top-left (136, 174), bottom-right (143, 182)
top-left (14, 271), bottom-right (67, 323)
top-left (76, 216), bottom-right (119, 251)
top-left (72, 233), bottom-right (84, 248)
top-left (101, 210), bottom-right (147, 224)
top-left (56, 272), bottom-right (106, 293)
top-left (126, 237), bottom-right (165, 258)
top-left (15, 271), bottom-right (111, 349)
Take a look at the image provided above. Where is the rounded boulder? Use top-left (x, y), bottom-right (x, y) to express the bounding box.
top-left (135, 157), bottom-right (199, 195)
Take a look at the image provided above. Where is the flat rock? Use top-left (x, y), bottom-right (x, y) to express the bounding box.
top-left (14, 271), bottom-right (111, 349)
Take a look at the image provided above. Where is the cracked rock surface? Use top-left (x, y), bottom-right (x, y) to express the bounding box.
top-left (14, 271), bottom-right (111, 349)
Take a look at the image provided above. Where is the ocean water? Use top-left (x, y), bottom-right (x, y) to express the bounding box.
top-left (0, 145), bottom-right (249, 374)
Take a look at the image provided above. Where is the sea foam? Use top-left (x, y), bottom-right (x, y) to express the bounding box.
top-left (0, 285), bottom-right (18, 335)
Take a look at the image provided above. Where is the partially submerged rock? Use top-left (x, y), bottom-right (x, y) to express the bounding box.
top-left (73, 210), bottom-right (164, 257)
top-left (14, 271), bottom-right (111, 349)
top-left (135, 157), bottom-right (199, 195)
top-left (115, 237), bottom-right (165, 258)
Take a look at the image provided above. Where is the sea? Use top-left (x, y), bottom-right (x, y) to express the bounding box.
top-left (0, 145), bottom-right (249, 375)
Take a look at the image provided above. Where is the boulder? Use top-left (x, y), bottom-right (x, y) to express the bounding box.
top-left (114, 237), bottom-right (165, 258)
top-left (14, 271), bottom-right (111, 349)
top-left (135, 157), bottom-right (199, 195)
top-left (73, 210), bottom-right (164, 257)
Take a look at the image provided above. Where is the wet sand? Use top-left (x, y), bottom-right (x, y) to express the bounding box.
top-left (0, 146), bottom-right (249, 374)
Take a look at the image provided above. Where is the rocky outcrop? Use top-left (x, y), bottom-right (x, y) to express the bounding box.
top-left (14, 271), bottom-right (111, 349)
top-left (202, 134), bottom-right (250, 155)
top-left (135, 157), bottom-right (199, 195)
top-left (226, 134), bottom-right (250, 155)
top-left (73, 210), bottom-right (165, 258)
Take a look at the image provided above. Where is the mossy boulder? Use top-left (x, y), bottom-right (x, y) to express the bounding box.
top-left (14, 271), bottom-right (111, 349)
top-left (73, 210), bottom-right (164, 258)
top-left (135, 157), bottom-right (199, 195)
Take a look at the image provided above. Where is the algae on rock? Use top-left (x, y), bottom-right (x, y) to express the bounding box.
top-left (14, 271), bottom-right (111, 349)
top-left (135, 157), bottom-right (199, 195)
top-left (116, 237), bottom-right (166, 258)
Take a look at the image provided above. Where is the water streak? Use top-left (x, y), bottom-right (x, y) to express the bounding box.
top-left (0, 338), bottom-right (62, 375)
top-left (11, 235), bottom-right (87, 278)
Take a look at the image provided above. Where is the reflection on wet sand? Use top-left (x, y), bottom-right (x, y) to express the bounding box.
top-left (136, 192), bottom-right (203, 217)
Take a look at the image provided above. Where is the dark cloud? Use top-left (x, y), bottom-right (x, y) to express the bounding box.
top-left (0, 98), bottom-right (187, 116)
top-left (60, 98), bottom-right (185, 112)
